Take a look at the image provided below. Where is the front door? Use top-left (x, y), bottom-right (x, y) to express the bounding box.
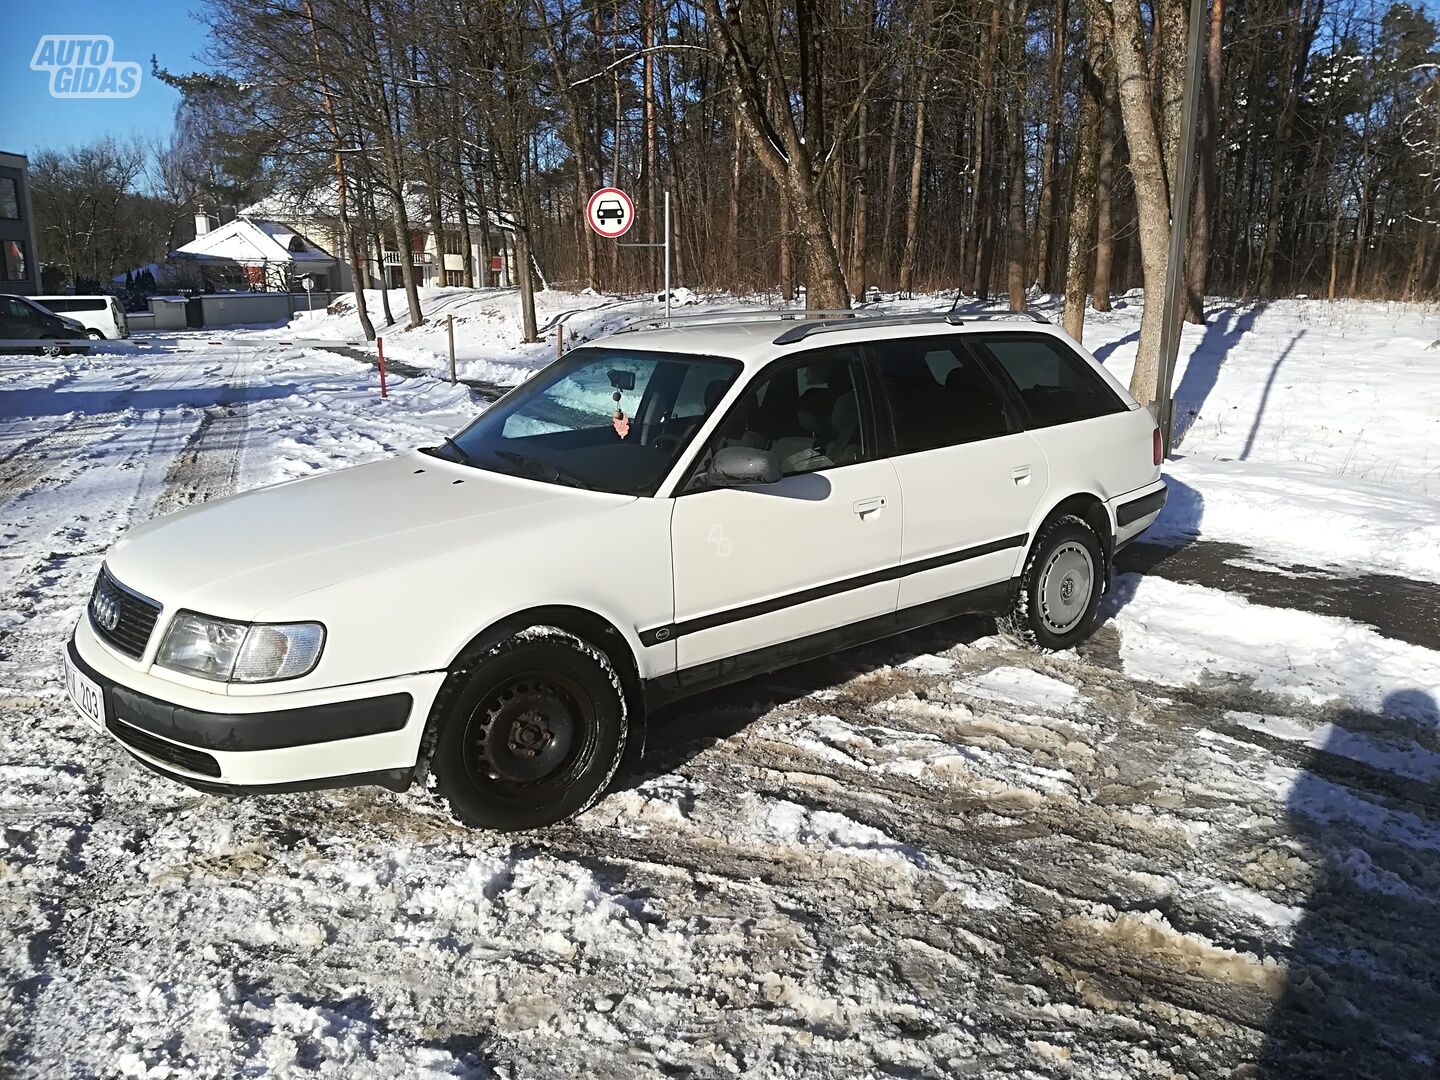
top-left (667, 345), bottom-right (902, 676)
top-left (866, 334), bottom-right (1051, 612)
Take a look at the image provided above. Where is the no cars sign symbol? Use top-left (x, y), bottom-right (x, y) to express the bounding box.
top-left (586, 187), bottom-right (635, 239)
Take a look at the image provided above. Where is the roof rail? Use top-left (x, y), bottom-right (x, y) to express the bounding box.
top-left (771, 308), bottom-right (1049, 345)
top-left (612, 304), bottom-right (1051, 343)
top-left (948, 309), bottom-right (1051, 324)
top-left (614, 308), bottom-right (861, 334)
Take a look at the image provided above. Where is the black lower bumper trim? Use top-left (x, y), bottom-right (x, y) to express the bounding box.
top-left (1116, 484), bottom-right (1168, 527)
top-left (68, 637), bottom-right (413, 752)
top-left (108, 716), bottom-right (221, 776)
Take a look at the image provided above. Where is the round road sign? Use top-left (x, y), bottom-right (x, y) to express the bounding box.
top-left (586, 187), bottom-right (635, 239)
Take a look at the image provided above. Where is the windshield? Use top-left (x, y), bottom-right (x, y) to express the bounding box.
top-left (432, 346), bottom-right (743, 496)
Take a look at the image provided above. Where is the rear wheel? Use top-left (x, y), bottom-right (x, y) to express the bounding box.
top-left (1001, 514), bottom-right (1106, 650)
top-left (427, 629), bottom-right (627, 831)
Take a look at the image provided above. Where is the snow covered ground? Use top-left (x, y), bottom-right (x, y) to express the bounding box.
top-left (1, 291), bottom-right (1438, 1077)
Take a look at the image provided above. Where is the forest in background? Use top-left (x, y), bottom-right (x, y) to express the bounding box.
top-left (30, 0), bottom-right (1440, 398)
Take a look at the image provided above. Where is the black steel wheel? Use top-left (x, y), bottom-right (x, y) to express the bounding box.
top-left (428, 630), bottom-right (627, 831)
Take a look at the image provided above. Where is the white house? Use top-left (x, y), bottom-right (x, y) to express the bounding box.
top-left (240, 183), bottom-right (510, 292)
top-left (167, 212), bottom-right (339, 292)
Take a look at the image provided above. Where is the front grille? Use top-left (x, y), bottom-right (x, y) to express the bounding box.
top-left (89, 568), bottom-right (162, 659)
top-left (107, 717), bottom-right (222, 777)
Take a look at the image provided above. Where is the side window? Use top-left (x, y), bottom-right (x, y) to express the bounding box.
top-left (979, 335), bottom-right (1125, 427)
top-left (690, 346), bottom-right (870, 484)
top-left (868, 336), bottom-right (1013, 453)
top-left (669, 361), bottom-right (731, 421)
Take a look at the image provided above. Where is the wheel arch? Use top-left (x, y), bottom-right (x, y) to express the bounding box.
top-left (448, 604), bottom-right (643, 708)
top-left (416, 604), bottom-right (647, 784)
top-left (1028, 491), bottom-right (1114, 564)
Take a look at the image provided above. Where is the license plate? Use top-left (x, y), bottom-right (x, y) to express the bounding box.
top-left (63, 653), bottom-right (105, 731)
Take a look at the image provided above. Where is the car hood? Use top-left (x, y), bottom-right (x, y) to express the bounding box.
top-left (106, 451), bottom-right (634, 619)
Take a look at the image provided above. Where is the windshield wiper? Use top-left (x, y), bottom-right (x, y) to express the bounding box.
top-left (422, 435), bottom-right (475, 465)
top-left (442, 436), bottom-right (474, 464)
top-left (492, 449), bottom-right (591, 489)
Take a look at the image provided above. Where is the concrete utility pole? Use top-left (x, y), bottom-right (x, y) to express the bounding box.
top-left (1154, 0), bottom-right (1209, 457)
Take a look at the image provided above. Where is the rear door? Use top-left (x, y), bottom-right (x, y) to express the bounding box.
top-left (666, 345), bottom-right (902, 673)
top-left (973, 332), bottom-right (1154, 500)
top-left (867, 334), bottom-right (1050, 612)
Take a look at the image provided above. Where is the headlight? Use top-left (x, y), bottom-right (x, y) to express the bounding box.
top-left (157, 612), bottom-right (325, 683)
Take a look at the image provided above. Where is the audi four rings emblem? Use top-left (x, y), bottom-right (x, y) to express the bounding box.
top-left (92, 591), bottom-right (120, 631)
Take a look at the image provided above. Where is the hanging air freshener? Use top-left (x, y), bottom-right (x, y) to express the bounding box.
top-left (612, 389), bottom-right (630, 439)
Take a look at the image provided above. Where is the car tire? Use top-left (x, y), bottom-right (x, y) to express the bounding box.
top-left (87, 330), bottom-right (105, 340)
top-left (1000, 514), bottom-right (1106, 651)
top-left (426, 628), bottom-right (627, 831)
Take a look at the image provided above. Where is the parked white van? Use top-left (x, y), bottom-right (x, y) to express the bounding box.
top-left (32, 295), bottom-right (129, 339)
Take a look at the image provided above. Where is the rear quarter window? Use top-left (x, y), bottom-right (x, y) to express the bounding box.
top-left (978, 334), bottom-right (1126, 428)
top-left (37, 298), bottom-right (107, 313)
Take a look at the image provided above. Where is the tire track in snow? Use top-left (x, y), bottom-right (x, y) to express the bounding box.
top-left (153, 353), bottom-right (253, 516)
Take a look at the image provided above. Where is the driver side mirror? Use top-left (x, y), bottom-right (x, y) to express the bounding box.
top-left (710, 446), bottom-right (781, 487)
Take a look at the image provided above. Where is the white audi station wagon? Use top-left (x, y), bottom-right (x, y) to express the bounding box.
top-left (64, 310), bottom-right (1166, 830)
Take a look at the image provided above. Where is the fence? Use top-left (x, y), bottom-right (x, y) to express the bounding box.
top-left (126, 290), bottom-right (343, 333)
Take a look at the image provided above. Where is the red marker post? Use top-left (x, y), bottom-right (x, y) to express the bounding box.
top-left (376, 336), bottom-right (388, 399)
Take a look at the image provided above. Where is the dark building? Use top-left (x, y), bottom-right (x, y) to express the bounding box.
top-left (0, 151), bottom-right (41, 296)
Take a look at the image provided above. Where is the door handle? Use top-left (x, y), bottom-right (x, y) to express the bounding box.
top-left (853, 496), bottom-right (887, 516)
top-left (1010, 465), bottom-right (1032, 484)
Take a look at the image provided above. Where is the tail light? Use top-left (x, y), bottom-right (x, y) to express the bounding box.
top-left (1152, 427), bottom-right (1162, 466)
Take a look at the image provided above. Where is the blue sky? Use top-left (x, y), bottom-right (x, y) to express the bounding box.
top-left (0, 1), bottom-right (211, 157)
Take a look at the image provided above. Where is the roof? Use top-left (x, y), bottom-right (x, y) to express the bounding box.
top-left (171, 217), bottom-right (335, 267)
top-left (596, 310), bottom-right (1071, 369)
top-left (241, 181), bottom-right (512, 233)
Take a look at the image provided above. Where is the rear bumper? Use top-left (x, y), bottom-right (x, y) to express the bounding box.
top-left (67, 627), bottom-right (443, 792)
top-left (1110, 480), bottom-right (1168, 548)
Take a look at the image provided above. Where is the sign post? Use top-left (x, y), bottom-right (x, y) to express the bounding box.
top-left (300, 273), bottom-right (314, 317)
top-left (587, 186), bottom-right (672, 323)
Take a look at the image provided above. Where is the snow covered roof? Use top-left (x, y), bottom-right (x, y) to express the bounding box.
top-left (241, 181), bottom-right (510, 233)
top-left (171, 217), bottom-right (336, 268)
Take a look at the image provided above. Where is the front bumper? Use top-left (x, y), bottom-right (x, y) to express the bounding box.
top-left (68, 625), bottom-right (446, 793)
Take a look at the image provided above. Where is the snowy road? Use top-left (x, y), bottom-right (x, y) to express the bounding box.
top-left (2, 327), bottom-right (1439, 1078)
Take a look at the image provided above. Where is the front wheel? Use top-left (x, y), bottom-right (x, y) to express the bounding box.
top-left (427, 629), bottom-right (627, 831)
top-left (1001, 515), bottom-right (1106, 650)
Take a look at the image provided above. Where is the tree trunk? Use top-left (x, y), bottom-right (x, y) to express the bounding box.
top-left (779, 181), bottom-right (794, 300)
top-left (1005, 0), bottom-right (1027, 313)
top-left (472, 153), bottom-right (491, 288)
top-left (849, 6), bottom-right (873, 304)
top-left (513, 225), bottom-right (538, 341)
top-left (968, 0), bottom-right (1004, 296)
top-left (1184, 0), bottom-right (1223, 323)
top-left (898, 85), bottom-right (929, 295)
top-left (702, 0), bottom-right (849, 309)
top-left (729, 113), bottom-right (743, 283)
top-left (456, 155), bottom-right (476, 289)
top-left (881, 89), bottom-right (904, 280)
top-left (643, 0), bottom-right (659, 289)
top-left (1257, 0), bottom-right (1320, 296)
top-left (1064, 18), bottom-right (1105, 339)
top-left (1093, 0), bottom-right (1173, 406)
top-left (1091, 65), bottom-right (1118, 311)
top-left (1031, 0), bottom-right (1067, 292)
top-left (304, 0), bottom-right (374, 340)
